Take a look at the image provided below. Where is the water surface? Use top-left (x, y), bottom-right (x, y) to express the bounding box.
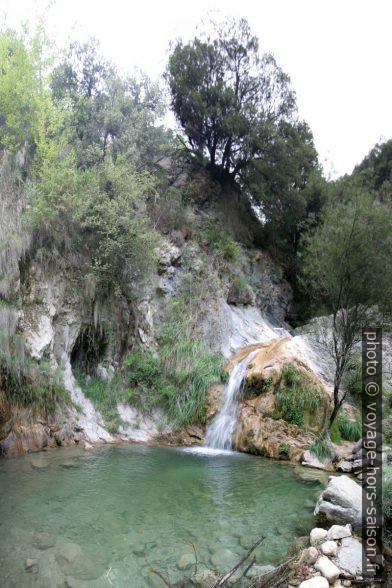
top-left (0, 444), bottom-right (325, 587)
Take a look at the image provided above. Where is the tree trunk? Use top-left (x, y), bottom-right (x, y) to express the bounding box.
top-left (320, 375), bottom-right (343, 440)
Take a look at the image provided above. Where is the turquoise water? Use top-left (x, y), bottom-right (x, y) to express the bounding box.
top-left (0, 445), bottom-right (326, 587)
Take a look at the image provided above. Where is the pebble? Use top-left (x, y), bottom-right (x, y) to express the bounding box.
top-left (315, 556), bottom-right (340, 583)
top-left (301, 546), bottom-right (318, 565)
top-left (310, 528), bottom-right (328, 546)
top-left (320, 540), bottom-right (338, 557)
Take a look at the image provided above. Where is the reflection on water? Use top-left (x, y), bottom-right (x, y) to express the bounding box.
top-left (0, 444), bottom-right (325, 587)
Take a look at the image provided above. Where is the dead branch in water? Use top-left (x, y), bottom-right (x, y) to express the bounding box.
top-left (151, 542), bottom-right (198, 588)
top-left (211, 537), bottom-right (265, 587)
top-left (151, 537), bottom-right (265, 588)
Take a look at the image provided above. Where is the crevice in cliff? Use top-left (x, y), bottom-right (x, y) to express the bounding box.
top-left (70, 325), bottom-right (108, 376)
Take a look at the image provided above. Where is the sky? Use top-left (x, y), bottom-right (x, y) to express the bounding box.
top-left (2, 0), bottom-right (392, 178)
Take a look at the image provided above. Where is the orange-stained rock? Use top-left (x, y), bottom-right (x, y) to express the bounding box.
top-left (227, 337), bottom-right (331, 461)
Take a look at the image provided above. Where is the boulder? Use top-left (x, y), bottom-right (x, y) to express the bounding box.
top-left (327, 525), bottom-right (352, 541)
top-left (334, 536), bottom-right (364, 578)
top-left (314, 475), bottom-right (362, 531)
top-left (299, 578), bottom-right (329, 588)
top-left (211, 547), bottom-right (238, 570)
top-left (310, 528), bottom-right (328, 546)
top-left (315, 556), bottom-right (340, 583)
top-left (321, 540), bottom-right (338, 556)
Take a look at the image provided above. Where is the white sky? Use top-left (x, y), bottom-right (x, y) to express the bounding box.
top-left (2, 0), bottom-right (392, 178)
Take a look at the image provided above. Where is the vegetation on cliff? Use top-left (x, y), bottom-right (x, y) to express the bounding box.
top-left (0, 18), bottom-right (391, 440)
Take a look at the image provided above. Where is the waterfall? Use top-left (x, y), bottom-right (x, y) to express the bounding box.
top-left (205, 350), bottom-right (259, 450)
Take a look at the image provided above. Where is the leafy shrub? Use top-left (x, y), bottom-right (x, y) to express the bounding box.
top-left (330, 418), bottom-right (342, 444)
top-left (200, 219), bottom-right (241, 263)
top-left (0, 355), bottom-right (70, 414)
top-left (152, 186), bottom-right (194, 233)
top-left (279, 442), bottom-right (290, 457)
top-left (122, 336), bottom-right (225, 428)
top-left (276, 363), bottom-right (321, 428)
top-left (282, 363), bottom-right (302, 388)
top-left (309, 437), bottom-right (332, 460)
top-left (160, 336), bottom-right (225, 426)
top-left (345, 357), bottom-right (362, 399)
top-left (337, 414), bottom-right (361, 441)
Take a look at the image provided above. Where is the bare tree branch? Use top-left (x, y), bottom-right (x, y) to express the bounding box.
top-left (212, 537), bottom-right (265, 587)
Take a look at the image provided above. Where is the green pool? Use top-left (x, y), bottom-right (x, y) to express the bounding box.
top-left (0, 444), bottom-right (326, 587)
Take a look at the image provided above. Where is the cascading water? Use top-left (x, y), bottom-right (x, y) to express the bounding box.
top-left (204, 350), bottom-right (259, 450)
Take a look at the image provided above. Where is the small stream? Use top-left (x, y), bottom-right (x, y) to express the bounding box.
top-left (0, 444), bottom-right (326, 588)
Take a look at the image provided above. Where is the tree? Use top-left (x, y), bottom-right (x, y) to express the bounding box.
top-left (52, 40), bottom-right (171, 169)
top-left (0, 29), bottom-right (47, 153)
top-left (244, 120), bottom-right (323, 270)
top-left (166, 18), bottom-right (296, 180)
top-left (301, 190), bottom-right (392, 435)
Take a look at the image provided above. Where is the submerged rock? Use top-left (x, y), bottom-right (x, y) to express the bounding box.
top-left (211, 547), bottom-right (238, 570)
top-left (177, 551), bottom-right (196, 570)
top-left (55, 542), bottom-right (99, 580)
top-left (32, 532), bottom-right (56, 550)
top-left (25, 558), bottom-right (38, 574)
top-left (190, 569), bottom-right (219, 587)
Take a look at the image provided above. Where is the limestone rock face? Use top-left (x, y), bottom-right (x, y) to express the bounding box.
top-left (233, 337), bottom-right (330, 461)
top-left (314, 476), bottom-right (362, 531)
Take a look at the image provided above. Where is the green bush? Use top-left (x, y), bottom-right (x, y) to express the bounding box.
top-left (0, 355), bottom-right (70, 414)
top-left (279, 442), bottom-right (290, 457)
top-left (121, 337), bottom-right (225, 428)
top-left (309, 437), bottom-right (332, 460)
top-left (330, 418), bottom-right (342, 444)
top-left (276, 363), bottom-right (321, 428)
top-left (282, 363), bottom-right (302, 388)
top-left (345, 357), bottom-right (362, 399)
top-left (337, 414), bottom-right (361, 441)
top-left (200, 219), bottom-right (241, 263)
